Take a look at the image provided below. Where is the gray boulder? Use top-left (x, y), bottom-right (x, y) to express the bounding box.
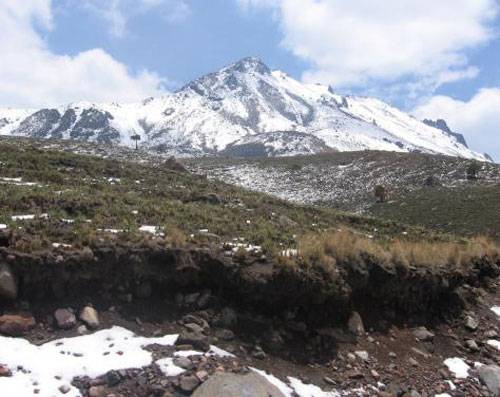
top-left (192, 372), bottom-right (285, 397)
top-left (0, 263), bottom-right (17, 300)
top-left (478, 365), bottom-right (500, 396)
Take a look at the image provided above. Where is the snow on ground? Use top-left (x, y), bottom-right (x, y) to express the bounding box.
top-left (0, 327), bottom-right (177, 397)
top-left (0, 327), bottom-right (365, 397)
top-left (139, 225), bottom-right (161, 234)
top-left (288, 377), bottom-right (341, 397)
top-left (491, 306), bottom-right (500, 317)
top-left (444, 358), bottom-right (471, 379)
top-left (0, 224), bottom-right (6, 229)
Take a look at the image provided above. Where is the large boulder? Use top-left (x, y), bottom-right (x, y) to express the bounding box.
top-left (478, 365), bottom-right (500, 396)
top-left (0, 263), bottom-right (17, 300)
top-left (192, 372), bottom-right (285, 397)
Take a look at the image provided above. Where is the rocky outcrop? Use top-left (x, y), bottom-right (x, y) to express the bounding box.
top-left (423, 119), bottom-right (469, 148)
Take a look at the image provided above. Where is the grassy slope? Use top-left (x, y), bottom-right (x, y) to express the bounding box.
top-left (368, 184), bottom-right (500, 241)
top-left (0, 139), bottom-right (424, 254)
top-left (188, 151), bottom-right (500, 240)
top-left (1, 138), bottom-right (498, 322)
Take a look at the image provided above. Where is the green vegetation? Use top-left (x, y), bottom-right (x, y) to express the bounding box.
top-left (369, 185), bottom-right (500, 241)
top-left (0, 139), bottom-right (423, 254)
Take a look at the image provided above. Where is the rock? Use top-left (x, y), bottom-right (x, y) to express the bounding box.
top-left (180, 375), bottom-right (200, 392)
top-left (197, 290), bottom-right (213, 308)
top-left (413, 326), bottom-right (434, 342)
top-left (59, 385), bottom-right (71, 394)
top-left (465, 339), bottom-right (479, 352)
top-left (106, 370), bottom-right (122, 387)
top-left (408, 358), bottom-right (419, 367)
top-left (54, 308), bottom-right (77, 330)
top-left (0, 365), bottom-right (12, 377)
top-left (371, 370), bottom-right (380, 379)
top-left (478, 365), bottom-right (500, 396)
top-left (485, 330), bottom-right (498, 338)
top-left (173, 357), bottom-right (192, 370)
top-left (215, 329), bottom-right (235, 341)
top-left (176, 330), bottom-right (210, 352)
top-left (355, 350), bottom-right (369, 361)
top-left (0, 263), bottom-right (17, 300)
top-left (0, 313), bottom-right (36, 336)
top-left (324, 376), bottom-right (336, 385)
top-left (192, 372), bottom-right (286, 397)
top-left (220, 307), bottom-right (238, 328)
top-left (88, 386), bottom-right (106, 397)
top-left (184, 323), bottom-right (204, 334)
top-left (79, 306), bottom-right (99, 329)
top-left (77, 325), bottom-right (88, 335)
top-left (347, 311), bottom-right (365, 336)
top-left (465, 315), bottom-right (479, 331)
top-left (347, 370), bottom-right (364, 379)
top-left (252, 346), bottom-right (267, 360)
top-left (389, 352), bottom-right (397, 359)
top-left (411, 347), bottom-right (430, 359)
top-left (196, 370), bottom-right (209, 382)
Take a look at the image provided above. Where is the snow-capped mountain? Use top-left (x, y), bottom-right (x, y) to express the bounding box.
top-left (0, 57), bottom-right (488, 160)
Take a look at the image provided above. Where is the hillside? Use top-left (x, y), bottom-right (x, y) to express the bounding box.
top-left (0, 58), bottom-right (487, 161)
top-left (188, 151), bottom-right (500, 239)
top-left (0, 137), bottom-right (499, 396)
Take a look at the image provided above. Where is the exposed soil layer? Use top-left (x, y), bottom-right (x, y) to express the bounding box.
top-left (2, 233), bottom-right (499, 330)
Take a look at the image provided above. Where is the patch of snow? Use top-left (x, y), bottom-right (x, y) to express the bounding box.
top-left (139, 225), bottom-right (159, 234)
top-left (208, 345), bottom-right (235, 358)
top-left (173, 350), bottom-right (203, 357)
top-left (100, 228), bottom-right (124, 234)
top-left (444, 357), bottom-right (471, 379)
top-left (491, 306), bottom-right (500, 317)
top-left (445, 380), bottom-right (456, 391)
top-left (288, 377), bottom-right (340, 397)
top-left (0, 326), bottom-right (178, 397)
top-left (251, 368), bottom-right (294, 397)
top-left (0, 224), bottom-right (7, 229)
top-left (11, 214), bottom-right (35, 221)
top-left (52, 243), bottom-right (72, 248)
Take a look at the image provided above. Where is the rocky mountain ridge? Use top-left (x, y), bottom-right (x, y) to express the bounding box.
top-left (0, 57), bottom-right (488, 161)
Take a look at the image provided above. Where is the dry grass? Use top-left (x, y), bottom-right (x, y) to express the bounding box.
top-left (288, 230), bottom-right (499, 270)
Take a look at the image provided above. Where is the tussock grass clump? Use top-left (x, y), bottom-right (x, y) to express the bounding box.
top-left (288, 230), bottom-right (499, 270)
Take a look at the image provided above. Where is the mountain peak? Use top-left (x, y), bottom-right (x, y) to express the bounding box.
top-left (225, 57), bottom-right (271, 75)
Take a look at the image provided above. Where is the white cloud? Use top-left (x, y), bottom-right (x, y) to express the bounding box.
top-left (82, 0), bottom-right (191, 37)
top-left (239, 0), bottom-right (498, 91)
top-left (0, 0), bottom-right (166, 108)
top-left (414, 89), bottom-right (500, 161)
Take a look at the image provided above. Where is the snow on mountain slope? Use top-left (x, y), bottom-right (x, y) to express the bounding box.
top-left (0, 57), bottom-right (488, 160)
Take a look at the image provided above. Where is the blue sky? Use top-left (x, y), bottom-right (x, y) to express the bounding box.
top-left (1, 0), bottom-right (499, 158)
top-left (49, 0), bottom-right (308, 90)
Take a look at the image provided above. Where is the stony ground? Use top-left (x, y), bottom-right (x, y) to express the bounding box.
top-left (1, 276), bottom-right (499, 396)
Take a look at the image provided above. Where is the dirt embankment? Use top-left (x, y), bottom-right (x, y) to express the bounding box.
top-left (1, 230), bottom-right (499, 330)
